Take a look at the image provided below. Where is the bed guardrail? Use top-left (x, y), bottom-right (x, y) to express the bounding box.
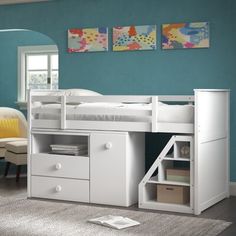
top-left (29, 90), bottom-right (194, 133)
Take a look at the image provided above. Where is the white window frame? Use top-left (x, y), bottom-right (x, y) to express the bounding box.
top-left (17, 45), bottom-right (58, 109)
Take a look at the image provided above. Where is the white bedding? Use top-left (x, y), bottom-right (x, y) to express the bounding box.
top-left (34, 102), bottom-right (194, 123)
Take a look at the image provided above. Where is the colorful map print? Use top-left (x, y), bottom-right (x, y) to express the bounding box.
top-left (162, 22), bottom-right (209, 49)
top-left (68, 27), bottom-right (108, 53)
top-left (113, 25), bottom-right (156, 51)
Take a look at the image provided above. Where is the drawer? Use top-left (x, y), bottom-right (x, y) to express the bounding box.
top-left (166, 168), bottom-right (190, 183)
top-left (31, 176), bottom-right (89, 202)
top-left (31, 153), bottom-right (89, 179)
top-left (157, 184), bottom-right (190, 204)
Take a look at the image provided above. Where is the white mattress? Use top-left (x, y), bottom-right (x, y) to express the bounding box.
top-left (34, 102), bottom-right (194, 123)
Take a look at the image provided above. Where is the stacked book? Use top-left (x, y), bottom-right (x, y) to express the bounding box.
top-left (50, 144), bottom-right (88, 156)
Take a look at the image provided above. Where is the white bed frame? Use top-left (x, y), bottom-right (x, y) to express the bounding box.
top-left (28, 89), bottom-right (230, 215)
top-left (29, 90), bottom-right (194, 134)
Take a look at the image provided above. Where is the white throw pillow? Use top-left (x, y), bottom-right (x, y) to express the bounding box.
top-left (65, 89), bottom-right (102, 96)
top-left (65, 89), bottom-right (102, 105)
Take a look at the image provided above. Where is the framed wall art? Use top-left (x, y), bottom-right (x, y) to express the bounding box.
top-left (113, 25), bottom-right (156, 51)
top-left (68, 27), bottom-right (108, 53)
top-left (162, 22), bottom-right (209, 49)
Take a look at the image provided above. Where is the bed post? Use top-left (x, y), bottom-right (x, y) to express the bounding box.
top-left (194, 89), bottom-right (230, 215)
top-left (226, 91), bottom-right (230, 198)
top-left (61, 95), bottom-right (66, 130)
top-left (27, 89), bottom-right (32, 198)
top-left (152, 96), bottom-right (158, 132)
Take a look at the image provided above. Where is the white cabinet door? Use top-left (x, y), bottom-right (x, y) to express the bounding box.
top-left (90, 133), bottom-right (127, 206)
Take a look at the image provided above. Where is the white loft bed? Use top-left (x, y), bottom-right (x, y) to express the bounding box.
top-left (28, 89), bottom-right (230, 215)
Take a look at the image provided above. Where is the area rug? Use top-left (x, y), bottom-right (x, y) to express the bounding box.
top-left (0, 196), bottom-right (231, 236)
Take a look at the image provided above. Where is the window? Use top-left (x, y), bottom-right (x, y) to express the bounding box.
top-left (17, 45), bottom-right (58, 108)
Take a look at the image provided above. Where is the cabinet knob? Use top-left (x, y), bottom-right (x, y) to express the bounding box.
top-left (55, 185), bottom-right (62, 192)
top-left (105, 142), bottom-right (112, 149)
top-left (55, 163), bottom-right (62, 170)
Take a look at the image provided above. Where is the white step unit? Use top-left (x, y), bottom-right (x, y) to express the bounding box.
top-left (139, 135), bottom-right (194, 214)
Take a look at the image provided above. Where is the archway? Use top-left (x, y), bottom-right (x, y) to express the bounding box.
top-left (0, 29), bottom-right (59, 109)
top-left (0, 28), bottom-right (58, 180)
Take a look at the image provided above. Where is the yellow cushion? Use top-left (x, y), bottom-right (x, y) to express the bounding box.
top-left (0, 119), bottom-right (20, 138)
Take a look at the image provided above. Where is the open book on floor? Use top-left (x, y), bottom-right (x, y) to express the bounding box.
top-left (88, 215), bottom-right (140, 230)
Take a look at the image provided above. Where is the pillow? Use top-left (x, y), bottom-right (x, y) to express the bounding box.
top-left (0, 119), bottom-right (20, 138)
top-left (65, 89), bottom-right (102, 105)
top-left (65, 89), bottom-right (102, 96)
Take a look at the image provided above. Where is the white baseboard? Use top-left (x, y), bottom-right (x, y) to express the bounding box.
top-left (230, 182), bottom-right (236, 196)
top-left (0, 174), bottom-right (27, 179)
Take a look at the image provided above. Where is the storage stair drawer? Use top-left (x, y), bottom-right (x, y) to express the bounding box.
top-left (31, 153), bottom-right (89, 179)
top-left (157, 184), bottom-right (190, 204)
top-left (31, 176), bottom-right (89, 202)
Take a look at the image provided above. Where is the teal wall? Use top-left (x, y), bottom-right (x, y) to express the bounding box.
top-left (0, 30), bottom-right (54, 108)
top-left (0, 0), bottom-right (235, 180)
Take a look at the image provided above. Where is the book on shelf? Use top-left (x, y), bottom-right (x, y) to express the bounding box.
top-left (50, 144), bottom-right (87, 150)
top-left (50, 149), bottom-right (88, 156)
top-left (49, 144), bottom-right (88, 156)
top-left (88, 215), bottom-right (140, 230)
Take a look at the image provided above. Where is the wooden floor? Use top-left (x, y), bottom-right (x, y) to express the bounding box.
top-left (0, 176), bottom-right (235, 236)
top-left (200, 196), bottom-right (236, 235)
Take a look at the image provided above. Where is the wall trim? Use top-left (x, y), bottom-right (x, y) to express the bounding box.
top-left (230, 182), bottom-right (236, 196)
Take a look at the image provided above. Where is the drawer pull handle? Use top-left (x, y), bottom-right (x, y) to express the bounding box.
top-left (166, 188), bottom-right (174, 191)
top-left (55, 163), bottom-right (62, 170)
top-left (55, 185), bottom-right (62, 192)
top-left (105, 142), bottom-right (112, 149)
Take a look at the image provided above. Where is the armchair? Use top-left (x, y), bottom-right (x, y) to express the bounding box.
top-left (0, 107), bottom-right (27, 158)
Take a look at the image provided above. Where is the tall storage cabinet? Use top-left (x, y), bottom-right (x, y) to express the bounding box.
top-left (28, 130), bottom-right (145, 207)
